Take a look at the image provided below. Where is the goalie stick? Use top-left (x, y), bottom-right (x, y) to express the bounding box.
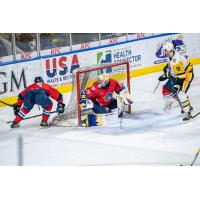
top-left (115, 93), bottom-right (128, 129)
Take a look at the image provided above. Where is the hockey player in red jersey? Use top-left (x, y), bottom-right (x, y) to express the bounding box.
top-left (80, 74), bottom-right (133, 127)
top-left (84, 74), bottom-right (133, 114)
top-left (11, 76), bottom-right (65, 128)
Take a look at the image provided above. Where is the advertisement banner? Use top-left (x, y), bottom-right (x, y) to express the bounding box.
top-left (0, 60), bottom-right (43, 98)
top-left (43, 54), bottom-right (80, 87)
top-left (96, 46), bottom-right (142, 68)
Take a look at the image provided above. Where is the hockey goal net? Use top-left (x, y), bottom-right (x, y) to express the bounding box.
top-left (52, 61), bottom-right (131, 127)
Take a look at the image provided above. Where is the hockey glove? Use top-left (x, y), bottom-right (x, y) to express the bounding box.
top-left (158, 74), bottom-right (167, 81)
top-left (13, 104), bottom-right (21, 116)
top-left (57, 102), bottom-right (65, 114)
top-left (172, 85), bottom-right (181, 95)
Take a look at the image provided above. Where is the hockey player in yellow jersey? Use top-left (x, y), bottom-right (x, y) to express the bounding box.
top-left (158, 41), bottom-right (194, 120)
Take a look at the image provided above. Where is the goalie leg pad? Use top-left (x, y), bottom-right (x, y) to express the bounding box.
top-left (85, 109), bottom-right (120, 127)
top-left (86, 113), bottom-right (97, 127)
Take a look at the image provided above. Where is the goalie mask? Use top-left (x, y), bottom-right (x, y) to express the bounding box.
top-left (98, 74), bottom-right (110, 88)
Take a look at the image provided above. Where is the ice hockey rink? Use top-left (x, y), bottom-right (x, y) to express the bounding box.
top-left (0, 66), bottom-right (200, 166)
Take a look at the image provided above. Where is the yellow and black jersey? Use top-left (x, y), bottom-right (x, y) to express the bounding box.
top-left (168, 51), bottom-right (193, 79)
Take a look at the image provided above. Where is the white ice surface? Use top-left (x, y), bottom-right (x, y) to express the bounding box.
top-left (0, 66), bottom-right (200, 166)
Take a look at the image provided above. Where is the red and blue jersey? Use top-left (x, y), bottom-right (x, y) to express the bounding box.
top-left (85, 79), bottom-right (124, 107)
top-left (17, 82), bottom-right (63, 106)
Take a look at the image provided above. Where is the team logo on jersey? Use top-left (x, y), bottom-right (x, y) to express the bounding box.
top-left (105, 93), bottom-right (113, 100)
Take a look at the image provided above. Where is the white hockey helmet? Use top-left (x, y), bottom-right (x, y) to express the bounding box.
top-left (162, 41), bottom-right (175, 52)
top-left (97, 74), bottom-right (110, 88)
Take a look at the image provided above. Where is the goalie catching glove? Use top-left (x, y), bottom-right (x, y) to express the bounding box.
top-left (118, 87), bottom-right (133, 105)
top-left (80, 91), bottom-right (93, 110)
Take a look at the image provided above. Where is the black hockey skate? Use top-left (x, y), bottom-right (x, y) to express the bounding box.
top-left (183, 112), bottom-right (192, 121)
top-left (10, 121), bottom-right (20, 128)
top-left (40, 121), bottom-right (49, 127)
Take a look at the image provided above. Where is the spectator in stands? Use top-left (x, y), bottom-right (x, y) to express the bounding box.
top-left (40, 33), bottom-right (57, 50)
top-left (15, 33), bottom-right (36, 52)
top-left (0, 33), bottom-right (13, 57)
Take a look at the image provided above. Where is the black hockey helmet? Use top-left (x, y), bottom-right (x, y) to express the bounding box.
top-left (34, 76), bottom-right (44, 83)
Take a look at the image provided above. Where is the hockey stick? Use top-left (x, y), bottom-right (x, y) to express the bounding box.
top-left (115, 93), bottom-right (130, 129)
top-left (119, 102), bottom-right (125, 129)
top-left (7, 110), bottom-right (57, 124)
top-left (115, 93), bottom-right (123, 129)
top-left (0, 100), bottom-right (15, 107)
top-left (190, 148), bottom-right (200, 166)
top-left (153, 81), bottom-right (160, 94)
top-left (192, 111), bottom-right (200, 119)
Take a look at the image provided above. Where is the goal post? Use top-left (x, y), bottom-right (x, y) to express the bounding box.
top-left (52, 61), bottom-right (131, 127)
